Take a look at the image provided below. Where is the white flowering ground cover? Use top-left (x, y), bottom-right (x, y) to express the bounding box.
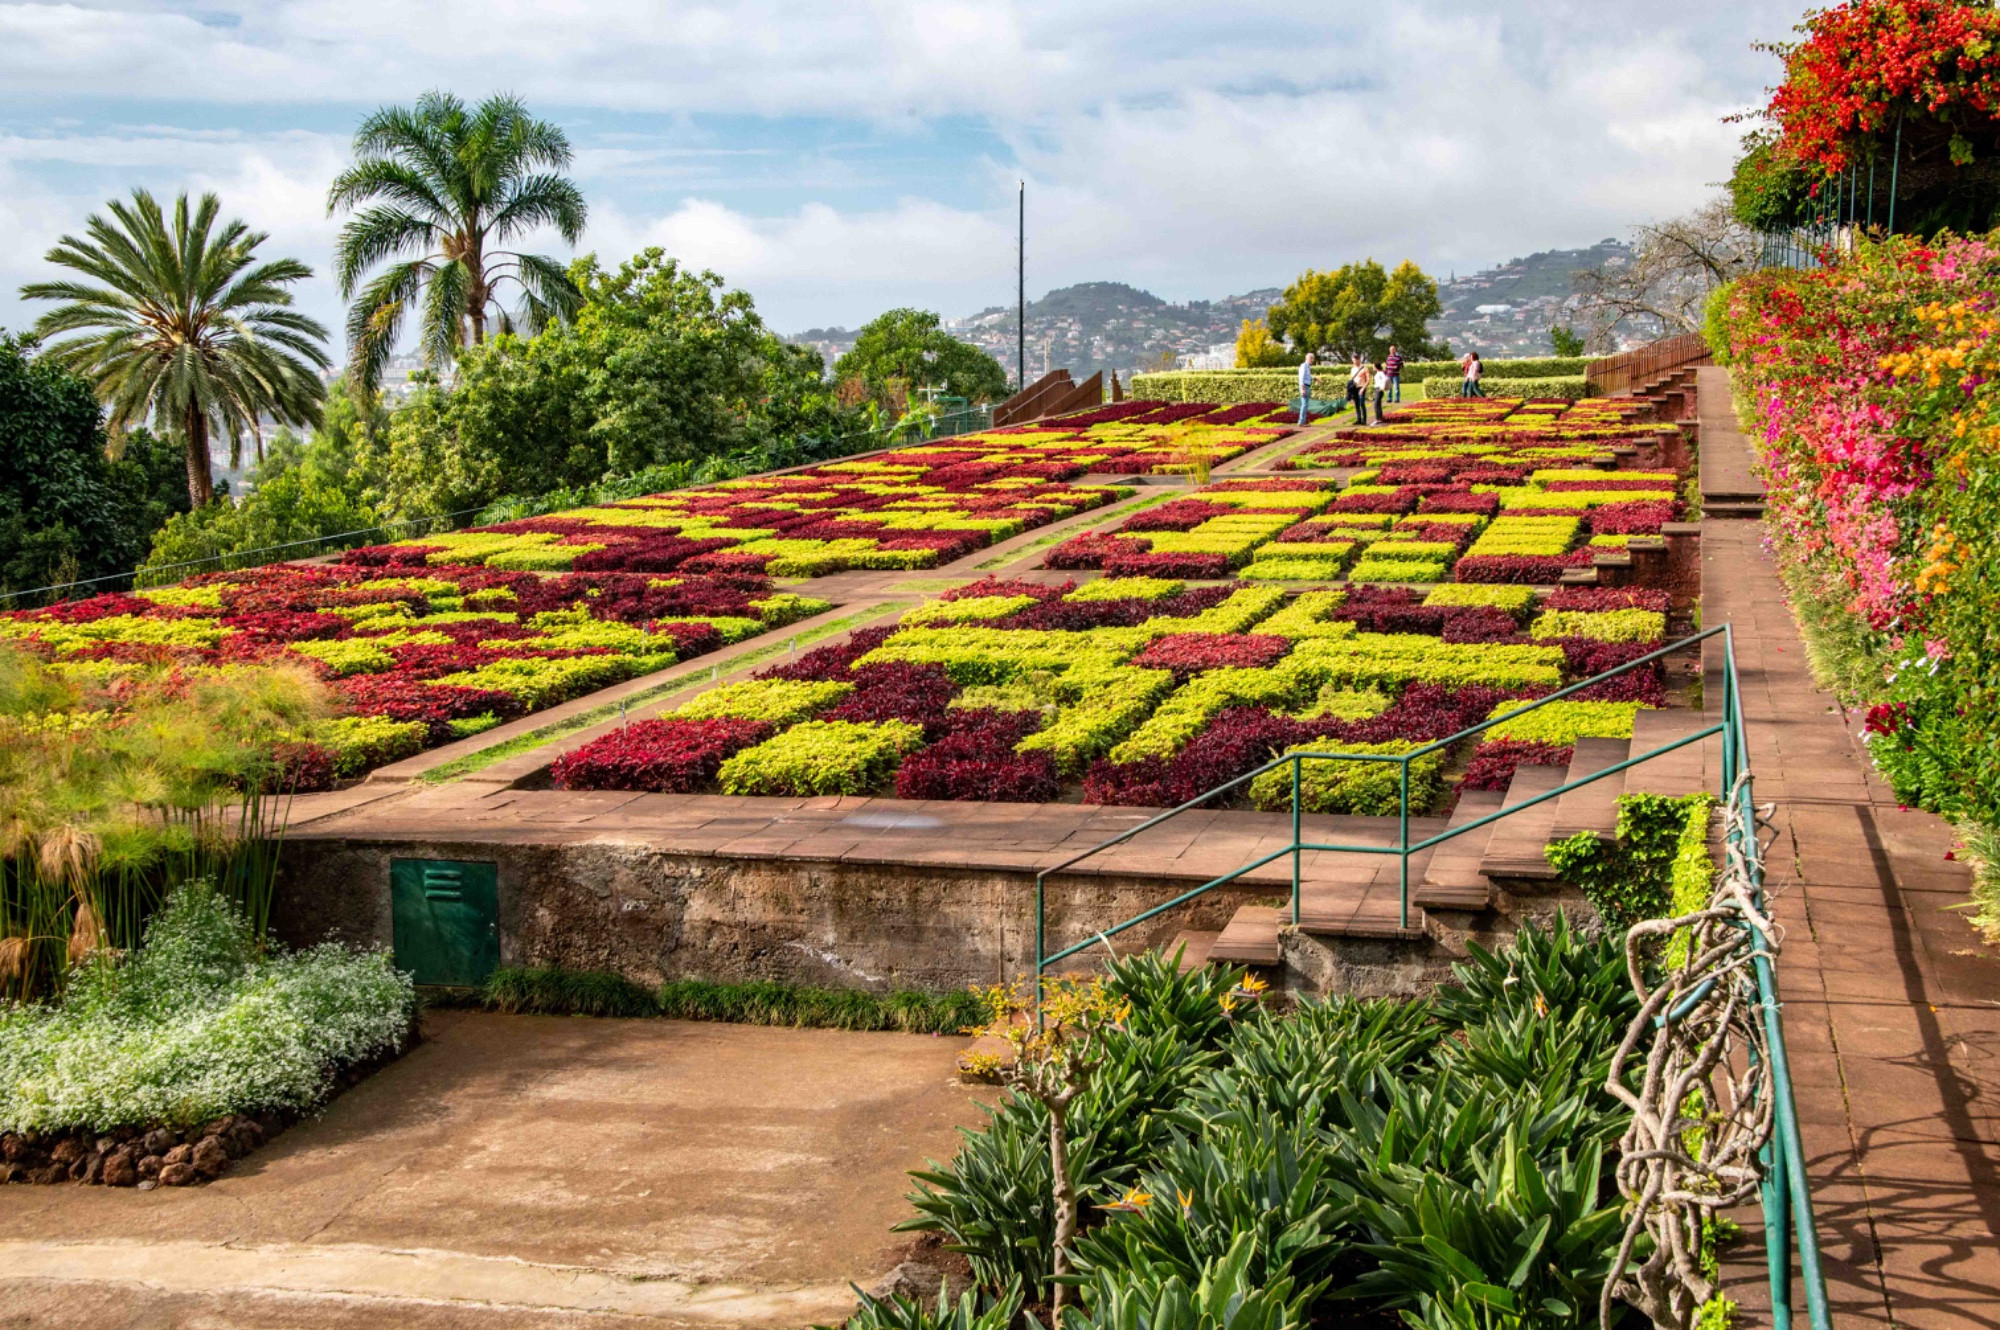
top-left (0, 886), bottom-right (416, 1134)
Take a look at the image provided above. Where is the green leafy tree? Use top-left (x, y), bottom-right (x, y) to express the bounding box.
top-left (833, 308), bottom-right (1010, 409)
top-left (1265, 260), bottom-right (1445, 363)
top-left (1727, 131), bottom-right (1820, 234)
top-left (20, 190), bottom-right (330, 508)
top-left (1549, 324), bottom-right (1587, 357)
top-left (329, 91), bottom-right (588, 395)
top-left (359, 249), bottom-right (847, 521)
top-left (0, 336), bottom-right (191, 597)
top-left (1233, 318), bottom-right (1300, 368)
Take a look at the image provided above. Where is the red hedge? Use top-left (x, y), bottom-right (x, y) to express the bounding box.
top-left (1129, 633), bottom-right (1291, 679)
top-left (551, 718), bottom-right (776, 793)
top-left (1102, 551), bottom-right (1233, 579)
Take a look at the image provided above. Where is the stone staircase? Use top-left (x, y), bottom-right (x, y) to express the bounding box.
top-left (1168, 707), bottom-right (1716, 995)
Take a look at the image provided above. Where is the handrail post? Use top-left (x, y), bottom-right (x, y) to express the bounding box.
top-left (1398, 755), bottom-right (1410, 931)
top-left (1290, 755), bottom-right (1302, 927)
top-left (1034, 871), bottom-right (1046, 1030)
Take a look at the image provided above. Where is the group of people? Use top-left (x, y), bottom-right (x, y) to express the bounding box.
top-left (1295, 346), bottom-right (1406, 427)
top-left (1291, 345), bottom-right (1487, 427)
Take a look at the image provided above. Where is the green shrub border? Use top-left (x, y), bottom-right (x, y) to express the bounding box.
top-left (468, 965), bottom-right (985, 1034)
top-left (1130, 359), bottom-right (1592, 403)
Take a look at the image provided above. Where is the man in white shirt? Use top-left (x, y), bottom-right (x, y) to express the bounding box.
top-left (1296, 352), bottom-right (1316, 426)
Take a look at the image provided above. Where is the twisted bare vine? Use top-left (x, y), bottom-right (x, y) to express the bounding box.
top-left (1602, 780), bottom-right (1783, 1330)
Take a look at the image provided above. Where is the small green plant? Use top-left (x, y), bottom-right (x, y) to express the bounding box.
top-left (475, 967), bottom-right (987, 1033)
top-left (828, 1280), bottom-right (1034, 1330)
top-left (1545, 794), bottom-right (1712, 931)
top-left (0, 883), bottom-right (415, 1133)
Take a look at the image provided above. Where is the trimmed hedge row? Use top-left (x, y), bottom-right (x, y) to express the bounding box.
top-left (1131, 359), bottom-right (1592, 402)
top-left (1419, 376), bottom-right (1591, 402)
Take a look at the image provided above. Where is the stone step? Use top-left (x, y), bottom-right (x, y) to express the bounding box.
top-left (1549, 737), bottom-right (1630, 842)
top-left (1209, 905), bottom-right (1283, 966)
top-left (1167, 930), bottom-right (1219, 972)
top-left (1625, 707), bottom-right (1713, 799)
top-left (1414, 788), bottom-right (1506, 910)
top-left (1704, 501), bottom-right (1766, 520)
top-left (1478, 763), bottom-right (1567, 881)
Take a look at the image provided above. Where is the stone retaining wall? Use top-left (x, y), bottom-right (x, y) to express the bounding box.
top-left (274, 839), bottom-right (1274, 993)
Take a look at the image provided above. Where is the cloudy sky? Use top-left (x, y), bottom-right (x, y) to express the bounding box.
top-left (0, 1), bottom-right (1800, 350)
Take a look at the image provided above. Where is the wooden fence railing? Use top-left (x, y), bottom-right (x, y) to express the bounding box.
top-left (1586, 333), bottom-right (1713, 397)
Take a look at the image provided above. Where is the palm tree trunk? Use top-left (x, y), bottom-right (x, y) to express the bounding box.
top-left (184, 407), bottom-right (214, 508)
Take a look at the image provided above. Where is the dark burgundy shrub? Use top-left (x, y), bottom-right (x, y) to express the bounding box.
top-left (1000, 584), bottom-right (1233, 630)
top-left (1274, 520), bottom-right (1350, 543)
top-left (755, 626), bottom-right (898, 681)
top-left (824, 662), bottom-right (959, 735)
top-left (1418, 492), bottom-right (1500, 516)
top-left (1129, 633), bottom-right (1290, 680)
top-left (220, 611), bottom-right (350, 643)
top-left (552, 718), bottom-right (777, 793)
top-left (1462, 740), bottom-right (1574, 791)
top-left (1440, 607), bottom-right (1529, 643)
top-left (1343, 684), bottom-right (1526, 746)
top-left (337, 676), bottom-right (526, 743)
top-left (1543, 586), bottom-right (1671, 613)
top-left (1119, 499), bottom-right (1228, 532)
top-left (569, 535), bottom-right (738, 573)
top-left (895, 711), bottom-right (1060, 802)
top-left (1103, 551), bottom-right (1233, 579)
top-left (1454, 553), bottom-right (1592, 584)
top-left (1330, 489), bottom-right (1418, 515)
top-left (1084, 706), bottom-right (1347, 807)
top-left (1377, 463), bottom-right (1457, 485)
top-left (940, 577), bottom-right (1069, 602)
top-left (655, 620), bottom-right (724, 658)
top-left (272, 741), bottom-right (340, 794)
top-left (1590, 502), bottom-right (1678, 534)
top-left (1045, 533), bottom-right (1137, 570)
top-left (1547, 638), bottom-right (1667, 704)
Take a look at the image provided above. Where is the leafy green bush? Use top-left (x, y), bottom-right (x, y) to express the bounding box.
top-left (828, 1281), bottom-right (1031, 1330)
top-left (656, 978), bottom-right (985, 1034)
top-left (1247, 740), bottom-right (1445, 816)
top-left (672, 678), bottom-right (854, 724)
top-left (718, 719), bottom-right (925, 795)
top-left (1544, 793), bottom-right (1712, 931)
top-left (0, 884), bottom-right (415, 1133)
top-left (483, 966), bottom-right (658, 1017)
top-left (1483, 699), bottom-right (1644, 746)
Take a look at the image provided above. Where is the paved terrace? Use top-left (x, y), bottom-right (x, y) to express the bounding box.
top-left (1702, 447), bottom-right (2000, 1326)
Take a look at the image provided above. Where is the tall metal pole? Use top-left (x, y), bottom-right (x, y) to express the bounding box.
top-left (1017, 181), bottom-right (1026, 391)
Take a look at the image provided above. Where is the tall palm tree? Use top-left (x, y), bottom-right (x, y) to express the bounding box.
top-left (21, 190), bottom-right (331, 509)
top-left (328, 91), bottom-right (589, 395)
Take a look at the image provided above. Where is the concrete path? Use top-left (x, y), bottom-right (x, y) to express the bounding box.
top-left (1702, 520), bottom-right (2000, 1328)
top-left (0, 1012), bottom-right (984, 1328)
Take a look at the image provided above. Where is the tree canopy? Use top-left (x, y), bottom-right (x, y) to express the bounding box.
top-left (1233, 318), bottom-right (1299, 368)
top-left (1738, 0), bottom-right (2000, 236)
top-left (1264, 260), bottom-right (1445, 362)
top-left (0, 336), bottom-right (189, 597)
top-left (329, 91), bottom-right (588, 394)
top-left (359, 249), bottom-right (842, 521)
top-left (20, 189), bottom-right (329, 508)
top-left (832, 308), bottom-right (1010, 409)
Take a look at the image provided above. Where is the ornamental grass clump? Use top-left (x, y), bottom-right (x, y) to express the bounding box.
top-left (0, 883), bottom-right (415, 1133)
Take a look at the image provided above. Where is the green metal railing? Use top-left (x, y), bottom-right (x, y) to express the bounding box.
top-left (1031, 622), bottom-right (1831, 1329)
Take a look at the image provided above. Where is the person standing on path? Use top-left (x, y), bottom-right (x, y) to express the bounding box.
top-left (1371, 361), bottom-right (1389, 423)
top-left (1347, 355), bottom-right (1370, 425)
top-left (1467, 351), bottom-right (1484, 398)
top-left (1296, 352), bottom-right (1316, 426)
top-left (1459, 350), bottom-right (1475, 397)
top-left (1384, 345), bottom-right (1404, 403)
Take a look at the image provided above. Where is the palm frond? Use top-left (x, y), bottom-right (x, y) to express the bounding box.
top-left (487, 174), bottom-right (588, 245)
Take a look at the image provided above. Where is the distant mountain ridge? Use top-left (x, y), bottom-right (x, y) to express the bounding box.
top-left (786, 242), bottom-right (1636, 382)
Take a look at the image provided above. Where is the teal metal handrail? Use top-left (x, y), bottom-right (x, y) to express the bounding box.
top-left (1030, 621), bottom-right (1831, 1329)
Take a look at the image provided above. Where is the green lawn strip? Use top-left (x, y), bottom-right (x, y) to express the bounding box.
top-left (973, 489), bottom-right (1187, 570)
top-left (417, 603), bottom-right (912, 785)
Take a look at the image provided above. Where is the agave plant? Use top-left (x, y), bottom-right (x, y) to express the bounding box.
top-left (828, 1279), bottom-right (1034, 1330)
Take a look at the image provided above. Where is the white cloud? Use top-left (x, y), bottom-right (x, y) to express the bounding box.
top-left (0, 0), bottom-right (1799, 338)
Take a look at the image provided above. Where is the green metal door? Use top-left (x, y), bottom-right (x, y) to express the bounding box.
top-left (390, 858), bottom-right (499, 987)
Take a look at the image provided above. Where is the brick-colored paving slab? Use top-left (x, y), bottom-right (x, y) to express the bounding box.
top-left (1704, 520), bottom-right (2000, 1328)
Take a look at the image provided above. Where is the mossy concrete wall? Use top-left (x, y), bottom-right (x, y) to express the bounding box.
top-left (273, 838), bottom-right (1273, 992)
